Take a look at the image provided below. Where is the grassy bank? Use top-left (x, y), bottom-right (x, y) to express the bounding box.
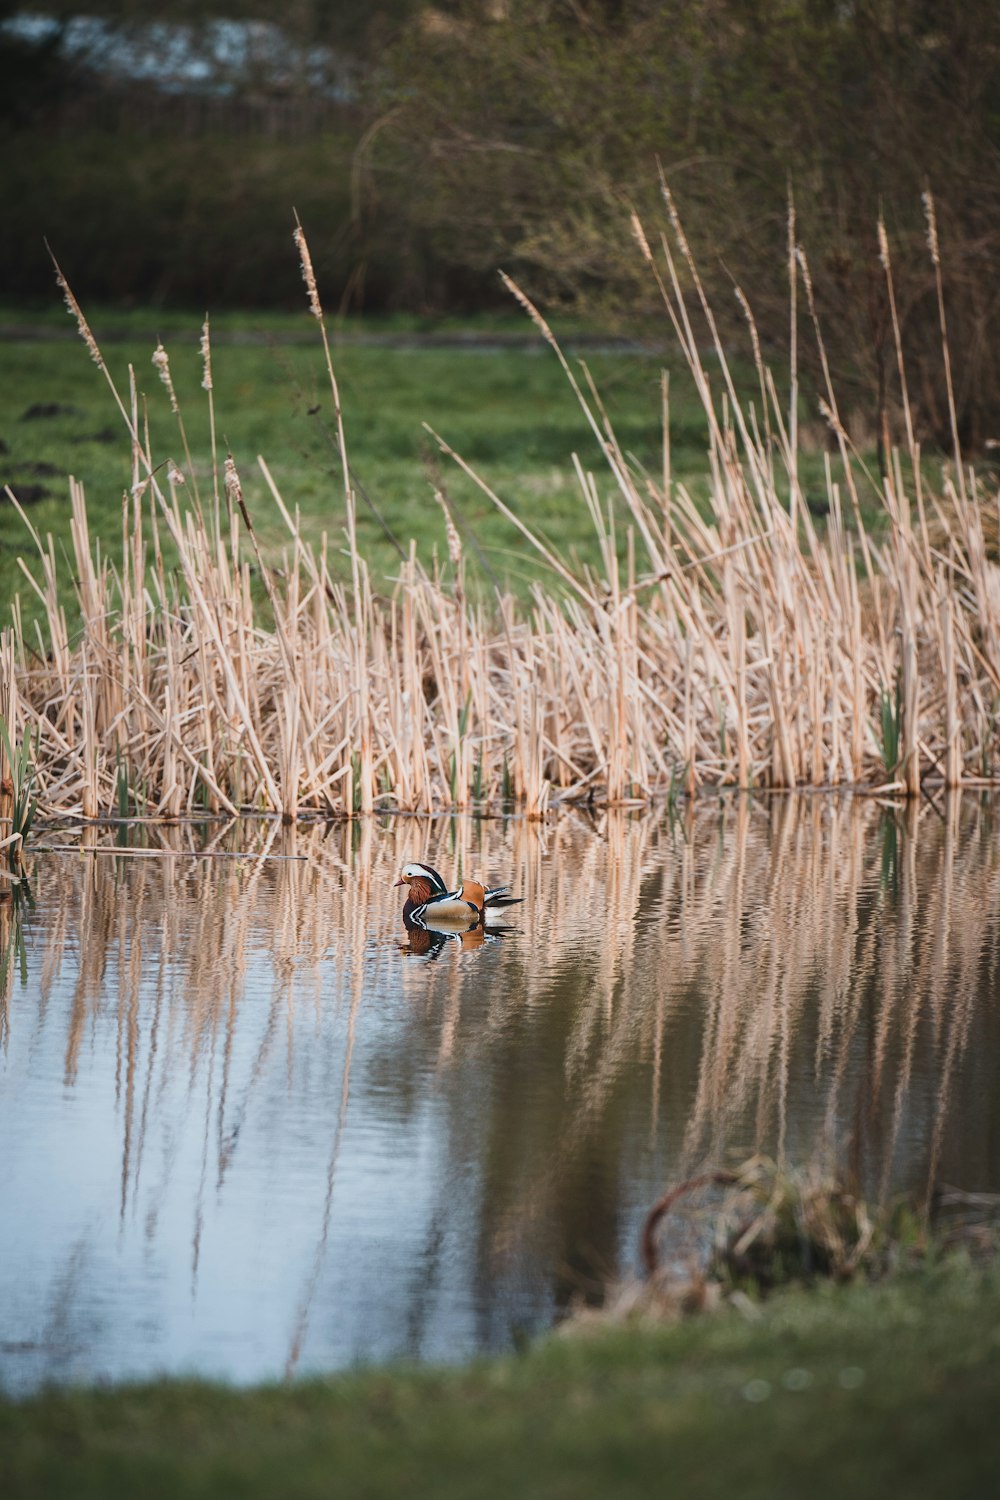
top-left (0, 309), bottom-right (691, 616)
top-left (3, 1266), bottom-right (998, 1500)
top-left (0, 305), bottom-right (881, 621)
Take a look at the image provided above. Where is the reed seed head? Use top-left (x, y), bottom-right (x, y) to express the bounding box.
top-left (733, 286), bottom-right (762, 366)
top-left (224, 454), bottom-right (241, 504)
top-left (152, 343), bottom-right (179, 413)
top-left (434, 490), bottom-right (463, 569)
top-left (922, 189), bottom-right (941, 267)
top-left (794, 245), bottom-right (814, 303)
top-left (877, 218), bottom-right (890, 271)
top-left (630, 211), bottom-right (653, 264)
top-left (200, 319), bottom-right (213, 391)
top-left (54, 265), bottom-right (105, 371)
top-left (499, 272), bottom-right (554, 346)
top-left (294, 225), bottom-right (323, 321)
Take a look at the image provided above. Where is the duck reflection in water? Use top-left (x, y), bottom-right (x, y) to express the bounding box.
top-left (401, 923), bottom-right (491, 959)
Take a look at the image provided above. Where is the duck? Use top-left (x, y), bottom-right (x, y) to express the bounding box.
top-left (394, 861), bottom-right (521, 932)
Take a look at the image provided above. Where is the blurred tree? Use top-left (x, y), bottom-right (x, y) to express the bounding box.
top-left (6, 0), bottom-right (1000, 444)
top-left (0, 2), bottom-right (76, 125)
top-left (372, 0), bottom-right (1000, 447)
top-left (0, 2), bottom-right (431, 310)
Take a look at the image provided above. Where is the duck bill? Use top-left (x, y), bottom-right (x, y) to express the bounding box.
top-left (393, 877), bottom-right (406, 887)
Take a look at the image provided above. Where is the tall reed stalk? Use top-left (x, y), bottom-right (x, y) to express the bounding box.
top-left (4, 203), bottom-right (1000, 819)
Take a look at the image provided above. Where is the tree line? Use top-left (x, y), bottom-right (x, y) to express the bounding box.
top-left (4, 1), bottom-right (1000, 446)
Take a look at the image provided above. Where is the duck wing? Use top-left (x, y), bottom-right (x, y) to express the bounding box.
top-left (480, 886), bottom-right (521, 928)
top-left (411, 887), bottom-right (481, 929)
top-left (483, 884), bottom-right (522, 908)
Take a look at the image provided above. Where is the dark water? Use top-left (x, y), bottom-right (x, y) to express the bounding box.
top-left (1, 796), bottom-right (999, 1392)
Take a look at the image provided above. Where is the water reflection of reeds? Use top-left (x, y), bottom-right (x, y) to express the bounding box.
top-left (3, 798), bottom-right (999, 1383)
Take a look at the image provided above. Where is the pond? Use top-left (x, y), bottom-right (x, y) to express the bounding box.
top-left (1, 795), bottom-right (998, 1392)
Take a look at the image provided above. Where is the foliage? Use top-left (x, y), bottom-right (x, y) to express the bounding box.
top-left (376, 0), bottom-right (1000, 449)
top-left (7, 3), bottom-right (1000, 450)
top-left (1, 128), bottom-right (384, 310)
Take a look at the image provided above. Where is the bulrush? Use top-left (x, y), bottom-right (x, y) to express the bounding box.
top-left (4, 204), bottom-right (999, 823)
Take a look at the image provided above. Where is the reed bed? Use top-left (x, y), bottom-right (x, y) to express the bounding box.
top-left (3, 195), bottom-right (1000, 819)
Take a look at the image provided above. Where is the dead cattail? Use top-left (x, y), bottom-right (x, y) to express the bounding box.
top-left (294, 221), bottom-right (323, 321)
top-left (53, 261), bottom-right (104, 371)
top-left (877, 216), bottom-right (890, 271)
top-left (922, 188), bottom-right (941, 267)
top-left (223, 454), bottom-right (241, 507)
top-left (200, 319), bottom-right (213, 392)
top-left (7, 200), bottom-right (1000, 820)
top-left (630, 210), bottom-right (654, 265)
top-left (434, 489), bottom-right (463, 571)
top-left (152, 343), bottom-right (179, 413)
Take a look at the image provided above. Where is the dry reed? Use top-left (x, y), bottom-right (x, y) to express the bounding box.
top-left (3, 200), bottom-right (1000, 821)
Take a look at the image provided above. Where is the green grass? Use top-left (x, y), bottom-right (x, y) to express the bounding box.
top-left (1, 308), bottom-right (896, 628)
top-left (0, 311), bottom-right (695, 618)
top-left (3, 1264), bottom-right (999, 1499)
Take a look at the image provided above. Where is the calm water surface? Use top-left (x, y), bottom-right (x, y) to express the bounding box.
top-left (1, 797), bottom-right (999, 1392)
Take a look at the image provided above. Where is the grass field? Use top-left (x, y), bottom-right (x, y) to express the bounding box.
top-left (0, 306), bottom-right (874, 626)
top-left (0, 308), bottom-right (695, 618)
top-left (2, 1265), bottom-right (997, 1500)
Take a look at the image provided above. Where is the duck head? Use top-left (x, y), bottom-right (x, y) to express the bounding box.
top-left (394, 863), bottom-right (450, 927)
top-left (393, 861), bottom-right (448, 896)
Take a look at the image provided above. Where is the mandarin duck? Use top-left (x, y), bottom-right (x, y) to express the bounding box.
top-left (394, 861), bottom-right (521, 932)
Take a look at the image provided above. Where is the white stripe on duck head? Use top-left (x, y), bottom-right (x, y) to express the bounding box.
top-left (394, 861), bottom-right (451, 930)
top-left (393, 861), bottom-right (449, 894)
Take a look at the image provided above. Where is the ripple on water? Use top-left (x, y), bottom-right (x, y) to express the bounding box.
top-left (1, 796), bottom-right (999, 1390)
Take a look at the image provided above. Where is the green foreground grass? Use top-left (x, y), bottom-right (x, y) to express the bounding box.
top-left (3, 1266), bottom-right (999, 1500)
top-left (1, 308), bottom-right (882, 625)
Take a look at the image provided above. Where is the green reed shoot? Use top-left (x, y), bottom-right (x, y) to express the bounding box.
top-left (880, 676), bottom-right (902, 775)
top-left (115, 750), bottom-right (130, 820)
top-left (0, 716), bottom-right (37, 872)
